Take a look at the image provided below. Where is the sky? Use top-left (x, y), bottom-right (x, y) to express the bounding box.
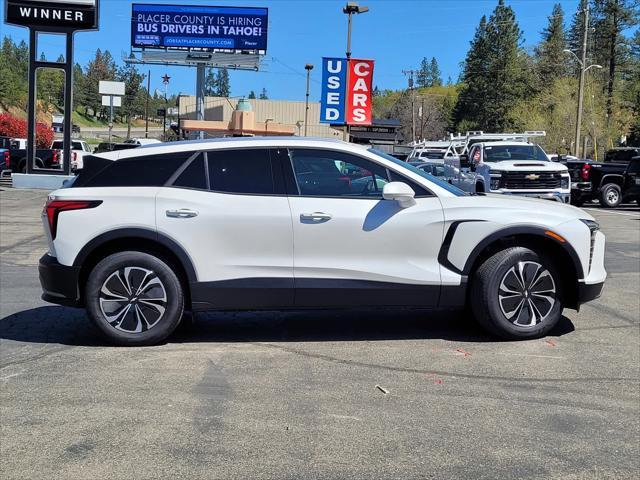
top-left (0, 0), bottom-right (586, 102)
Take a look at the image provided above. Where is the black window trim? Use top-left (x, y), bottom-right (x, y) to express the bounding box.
top-left (284, 147), bottom-right (435, 199)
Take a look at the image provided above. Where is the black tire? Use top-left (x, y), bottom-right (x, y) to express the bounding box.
top-left (470, 247), bottom-right (563, 340)
top-left (85, 251), bottom-right (184, 346)
top-left (570, 195), bottom-right (584, 207)
top-left (476, 182), bottom-right (485, 193)
top-left (599, 183), bottom-right (622, 208)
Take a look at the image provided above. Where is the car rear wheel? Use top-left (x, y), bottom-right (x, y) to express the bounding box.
top-left (85, 251), bottom-right (184, 346)
top-left (599, 183), bottom-right (622, 208)
top-left (470, 247), bottom-right (563, 340)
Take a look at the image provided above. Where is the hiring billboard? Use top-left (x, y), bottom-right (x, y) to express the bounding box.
top-left (131, 4), bottom-right (268, 52)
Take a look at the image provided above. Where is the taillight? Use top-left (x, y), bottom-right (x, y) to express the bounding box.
top-left (52, 150), bottom-right (59, 164)
top-left (580, 163), bottom-right (591, 181)
top-left (44, 199), bottom-right (102, 239)
top-left (3, 151), bottom-right (9, 168)
top-left (73, 152), bottom-right (77, 162)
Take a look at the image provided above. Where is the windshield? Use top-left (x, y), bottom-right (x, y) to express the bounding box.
top-left (483, 144), bottom-right (549, 162)
top-left (368, 148), bottom-right (468, 196)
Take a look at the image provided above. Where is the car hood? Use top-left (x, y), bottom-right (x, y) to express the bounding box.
top-left (441, 193), bottom-right (594, 226)
top-left (483, 161), bottom-right (568, 172)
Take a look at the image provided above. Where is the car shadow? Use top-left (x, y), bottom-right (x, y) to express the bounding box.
top-left (0, 306), bottom-right (575, 347)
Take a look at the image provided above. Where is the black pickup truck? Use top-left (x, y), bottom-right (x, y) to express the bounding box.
top-left (568, 147), bottom-right (640, 208)
top-left (0, 136), bottom-right (63, 173)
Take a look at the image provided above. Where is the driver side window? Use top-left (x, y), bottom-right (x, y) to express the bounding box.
top-left (289, 149), bottom-right (389, 198)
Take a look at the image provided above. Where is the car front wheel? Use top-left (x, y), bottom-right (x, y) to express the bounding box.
top-left (85, 251), bottom-right (184, 346)
top-left (470, 247), bottom-right (563, 340)
top-left (599, 183), bottom-right (622, 208)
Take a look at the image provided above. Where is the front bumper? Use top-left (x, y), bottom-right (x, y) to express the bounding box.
top-left (493, 191), bottom-right (570, 203)
top-left (577, 281), bottom-right (605, 305)
top-left (39, 254), bottom-right (82, 307)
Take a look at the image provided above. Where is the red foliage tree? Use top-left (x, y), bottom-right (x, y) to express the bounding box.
top-left (0, 112), bottom-right (54, 148)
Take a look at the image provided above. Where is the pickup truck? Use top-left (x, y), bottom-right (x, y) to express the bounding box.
top-left (51, 139), bottom-right (92, 170)
top-left (567, 147), bottom-right (640, 208)
top-left (0, 136), bottom-right (63, 172)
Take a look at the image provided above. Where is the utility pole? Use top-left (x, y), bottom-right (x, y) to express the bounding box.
top-left (144, 69), bottom-right (150, 138)
top-left (402, 69), bottom-right (416, 143)
top-left (575, 5), bottom-right (589, 159)
top-left (304, 64), bottom-right (314, 136)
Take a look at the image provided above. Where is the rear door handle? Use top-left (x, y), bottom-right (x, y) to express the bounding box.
top-left (300, 212), bottom-right (332, 222)
top-left (166, 208), bottom-right (198, 218)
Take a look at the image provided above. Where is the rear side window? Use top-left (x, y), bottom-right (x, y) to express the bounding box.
top-left (172, 154), bottom-right (207, 190)
top-left (80, 152), bottom-right (193, 187)
top-left (207, 148), bottom-right (275, 195)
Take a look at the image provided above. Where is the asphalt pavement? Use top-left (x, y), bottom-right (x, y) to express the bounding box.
top-left (1, 188), bottom-right (638, 480)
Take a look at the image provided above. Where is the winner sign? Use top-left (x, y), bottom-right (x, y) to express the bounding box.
top-left (320, 57), bottom-right (374, 126)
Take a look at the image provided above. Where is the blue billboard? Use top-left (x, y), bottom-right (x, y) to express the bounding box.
top-left (131, 4), bottom-right (268, 51)
top-left (319, 57), bottom-right (347, 124)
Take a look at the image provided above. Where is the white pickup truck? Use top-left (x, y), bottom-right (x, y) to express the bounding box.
top-left (454, 141), bottom-right (571, 203)
top-left (51, 140), bottom-right (92, 171)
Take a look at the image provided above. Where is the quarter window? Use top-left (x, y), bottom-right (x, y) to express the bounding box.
top-left (207, 148), bottom-right (275, 195)
top-left (289, 149), bottom-right (389, 198)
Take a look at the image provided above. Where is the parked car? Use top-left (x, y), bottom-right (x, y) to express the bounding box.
top-left (412, 162), bottom-right (477, 193)
top-left (124, 138), bottom-right (162, 146)
top-left (0, 136), bottom-right (11, 172)
top-left (620, 157), bottom-right (640, 204)
top-left (458, 141), bottom-right (571, 202)
top-left (51, 140), bottom-right (92, 171)
top-left (1, 136), bottom-right (63, 172)
top-left (38, 138), bottom-right (605, 346)
top-left (567, 147), bottom-right (640, 208)
top-left (94, 142), bottom-right (139, 154)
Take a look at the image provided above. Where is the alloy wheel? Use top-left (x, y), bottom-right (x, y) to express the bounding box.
top-left (99, 266), bottom-right (168, 333)
top-left (498, 261), bottom-right (556, 327)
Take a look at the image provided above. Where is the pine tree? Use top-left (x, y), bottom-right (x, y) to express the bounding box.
top-left (535, 3), bottom-right (569, 85)
top-left (567, 0), bottom-right (589, 56)
top-left (259, 87), bottom-right (268, 99)
top-left (204, 68), bottom-right (216, 96)
top-left (248, 90), bottom-right (256, 99)
top-left (216, 68), bottom-right (230, 97)
top-left (117, 63), bottom-right (145, 138)
top-left (417, 57), bottom-right (430, 88)
top-left (429, 57), bottom-right (442, 86)
top-left (591, 0), bottom-right (639, 122)
top-left (85, 49), bottom-right (117, 117)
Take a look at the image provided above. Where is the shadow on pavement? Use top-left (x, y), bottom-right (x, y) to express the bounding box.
top-left (0, 305), bottom-right (575, 346)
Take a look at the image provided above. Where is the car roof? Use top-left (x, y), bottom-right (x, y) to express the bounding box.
top-left (94, 136), bottom-right (362, 161)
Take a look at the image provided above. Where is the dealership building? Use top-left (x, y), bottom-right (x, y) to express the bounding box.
top-left (178, 96), bottom-right (402, 151)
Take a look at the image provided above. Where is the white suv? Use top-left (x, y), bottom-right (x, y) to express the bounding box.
top-left (39, 138), bottom-right (606, 346)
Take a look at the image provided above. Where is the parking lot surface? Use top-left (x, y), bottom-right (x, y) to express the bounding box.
top-left (1, 188), bottom-right (638, 479)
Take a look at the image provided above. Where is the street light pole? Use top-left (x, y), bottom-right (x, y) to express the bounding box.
top-left (574, 5), bottom-right (589, 159)
top-left (304, 64), bottom-right (314, 136)
top-left (342, 2), bottom-right (369, 142)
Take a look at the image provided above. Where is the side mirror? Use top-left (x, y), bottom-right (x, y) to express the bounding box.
top-left (383, 182), bottom-right (416, 208)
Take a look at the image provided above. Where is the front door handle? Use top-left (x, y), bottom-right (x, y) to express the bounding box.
top-left (300, 212), bottom-right (332, 222)
top-left (166, 208), bottom-right (198, 218)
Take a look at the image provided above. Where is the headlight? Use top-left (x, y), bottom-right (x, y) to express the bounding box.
top-left (580, 219), bottom-right (599, 233)
top-left (561, 176), bottom-right (570, 189)
top-left (490, 171), bottom-right (503, 190)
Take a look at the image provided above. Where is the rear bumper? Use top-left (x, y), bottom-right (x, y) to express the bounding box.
top-left (39, 253), bottom-right (82, 307)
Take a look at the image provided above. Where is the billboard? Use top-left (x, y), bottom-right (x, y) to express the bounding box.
top-left (131, 4), bottom-right (268, 51)
top-left (5, 0), bottom-right (98, 31)
top-left (320, 57), bottom-right (374, 125)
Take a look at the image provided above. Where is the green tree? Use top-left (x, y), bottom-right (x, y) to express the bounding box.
top-left (259, 87), bottom-right (268, 100)
top-left (217, 68), bottom-right (230, 97)
top-left (417, 57), bottom-right (431, 88)
top-left (568, 0), bottom-right (589, 58)
top-left (117, 63), bottom-right (146, 138)
top-left (204, 68), bottom-right (216, 96)
top-left (85, 49), bottom-right (117, 118)
top-left (429, 57), bottom-right (442, 87)
top-left (248, 90), bottom-right (256, 99)
top-left (535, 3), bottom-right (569, 85)
top-left (454, 1), bottom-right (531, 131)
top-left (0, 37), bottom-right (28, 109)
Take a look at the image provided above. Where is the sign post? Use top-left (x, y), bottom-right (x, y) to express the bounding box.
top-left (4, 0), bottom-right (99, 177)
top-left (99, 81), bottom-right (125, 146)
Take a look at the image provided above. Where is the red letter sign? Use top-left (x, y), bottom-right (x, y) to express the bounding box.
top-left (346, 59), bottom-right (374, 125)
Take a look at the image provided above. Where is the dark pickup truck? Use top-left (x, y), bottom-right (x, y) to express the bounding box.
top-left (568, 147), bottom-right (640, 208)
top-left (0, 136), bottom-right (63, 173)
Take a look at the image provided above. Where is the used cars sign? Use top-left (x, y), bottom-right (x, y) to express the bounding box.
top-left (5, 0), bottom-right (98, 31)
top-left (320, 57), bottom-right (374, 125)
